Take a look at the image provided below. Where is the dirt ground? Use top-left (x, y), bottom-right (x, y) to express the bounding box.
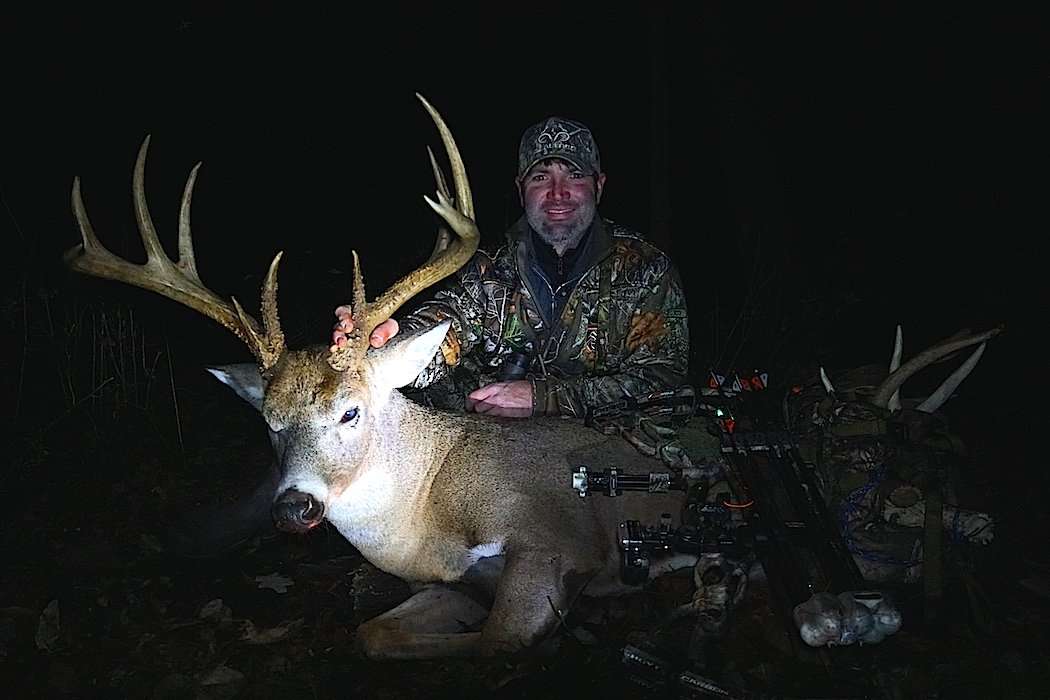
top-left (4, 377), bottom-right (1050, 699)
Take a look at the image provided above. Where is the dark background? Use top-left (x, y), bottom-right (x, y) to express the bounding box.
top-left (4, 4), bottom-right (1043, 406)
top-left (1, 5), bottom-right (1045, 506)
top-left (3, 5), bottom-right (1042, 390)
top-left (0, 4), bottom-right (1046, 696)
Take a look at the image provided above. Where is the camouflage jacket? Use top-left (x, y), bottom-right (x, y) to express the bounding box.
top-left (399, 215), bottom-right (689, 417)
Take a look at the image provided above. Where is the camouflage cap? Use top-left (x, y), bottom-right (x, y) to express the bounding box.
top-left (517, 116), bottom-right (602, 179)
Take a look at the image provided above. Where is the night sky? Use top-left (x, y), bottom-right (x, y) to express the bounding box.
top-left (3, 4), bottom-right (1044, 413)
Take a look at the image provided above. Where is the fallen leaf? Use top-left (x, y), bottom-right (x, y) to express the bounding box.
top-left (199, 598), bottom-right (232, 624)
top-left (139, 533), bottom-right (164, 552)
top-left (240, 618), bottom-right (304, 644)
top-left (255, 573), bottom-right (294, 593)
top-left (199, 663), bottom-right (245, 686)
top-left (35, 600), bottom-right (61, 652)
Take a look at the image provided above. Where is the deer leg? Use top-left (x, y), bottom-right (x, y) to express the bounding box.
top-left (355, 583), bottom-right (490, 660)
top-left (479, 551), bottom-right (596, 656)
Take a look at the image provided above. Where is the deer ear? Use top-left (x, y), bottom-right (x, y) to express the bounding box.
top-left (368, 320), bottom-right (453, 391)
top-left (207, 363), bottom-right (267, 412)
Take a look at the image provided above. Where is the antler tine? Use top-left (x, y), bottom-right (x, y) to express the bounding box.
top-left (425, 145), bottom-right (454, 264)
top-left (871, 325), bottom-right (1003, 409)
top-left (130, 136), bottom-right (169, 265)
top-left (887, 324), bottom-right (903, 412)
top-left (418, 93), bottom-right (474, 221)
top-left (176, 162), bottom-right (204, 285)
top-left (819, 367), bottom-right (835, 395)
top-left (427, 145), bottom-right (452, 204)
top-left (66, 135), bottom-right (287, 370)
top-left (329, 251), bottom-right (370, 373)
top-left (351, 250), bottom-right (367, 324)
top-left (328, 95), bottom-right (480, 372)
top-left (915, 342), bottom-right (987, 413)
top-left (365, 95), bottom-right (479, 325)
top-left (258, 251), bottom-right (287, 367)
top-left (67, 177), bottom-right (105, 259)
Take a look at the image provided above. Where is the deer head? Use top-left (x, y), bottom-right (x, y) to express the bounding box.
top-left (798, 326), bottom-right (1004, 584)
top-left (66, 94), bottom-right (480, 534)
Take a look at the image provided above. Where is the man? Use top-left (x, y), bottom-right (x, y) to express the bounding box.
top-left (332, 115), bottom-right (689, 419)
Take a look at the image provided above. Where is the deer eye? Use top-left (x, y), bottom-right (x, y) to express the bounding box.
top-left (340, 408), bottom-right (359, 424)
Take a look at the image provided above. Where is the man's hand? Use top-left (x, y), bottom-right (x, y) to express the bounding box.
top-left (466, 381), bottom-right (534, 418)
top-left (330, 305), bottom-right (399, 352)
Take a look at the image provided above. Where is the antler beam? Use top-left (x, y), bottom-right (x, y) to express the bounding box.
top-left (870, 326), bottom-right (1003, 409)
top-left (328, 93), bottom-right (481, 372)
top-left (65, 136), bottom-right (286, 369)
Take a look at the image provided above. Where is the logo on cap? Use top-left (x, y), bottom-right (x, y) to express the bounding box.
top-left (517, 117), bottom-right (601, 179)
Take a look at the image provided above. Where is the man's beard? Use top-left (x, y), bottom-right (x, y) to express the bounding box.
top-left (526, 198), bottom-right (597, 256)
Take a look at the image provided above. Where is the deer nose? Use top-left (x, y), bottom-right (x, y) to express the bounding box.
top-left (272, 489), bottom-right (325, 532)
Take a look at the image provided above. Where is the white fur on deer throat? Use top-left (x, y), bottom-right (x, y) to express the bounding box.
top-left (282, 439), bottom-right (506, 582)
top-left (287, 466), bottom-right (411, 565)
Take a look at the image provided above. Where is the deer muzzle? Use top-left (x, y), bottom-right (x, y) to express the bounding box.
top-left (272, 489), bottom-right (325, 533)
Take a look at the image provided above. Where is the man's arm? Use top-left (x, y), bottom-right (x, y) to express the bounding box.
top-left (531, 259), bottom-right (690, 417)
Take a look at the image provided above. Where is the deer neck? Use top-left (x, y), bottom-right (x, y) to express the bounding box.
top-left (324, 391), bottom-right (466, 558)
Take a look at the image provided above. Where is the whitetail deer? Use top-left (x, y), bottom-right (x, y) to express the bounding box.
top-left (793, 324), bottom-right (1001, 582)
top-left (65, 95), bottom-right (692, 658)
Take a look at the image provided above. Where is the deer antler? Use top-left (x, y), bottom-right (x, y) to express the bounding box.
top-left (870, 325), bottom-right (1003, 409)
top-left (65, 136), bottom-right (286, 370)
top-left (328, 93), bottom-right (480, 373)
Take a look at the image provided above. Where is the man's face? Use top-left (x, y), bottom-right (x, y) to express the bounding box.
top-left (520, 159), bottom-right (606, 256)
